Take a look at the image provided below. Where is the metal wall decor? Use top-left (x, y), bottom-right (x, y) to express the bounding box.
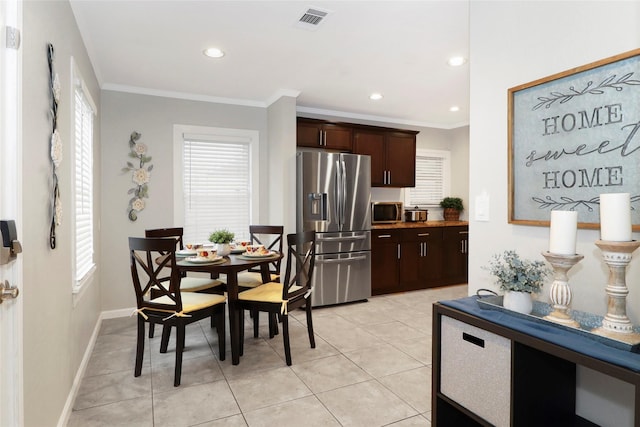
top-left (508, 48), bottom-right (640, 229)
top-left (48, 43), bottom-right (62, 249)
top-left (122, 131), bottom-right (153, 221)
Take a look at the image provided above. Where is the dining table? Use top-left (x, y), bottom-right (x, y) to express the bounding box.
top-left (175, 251), bottom-right (284, 365)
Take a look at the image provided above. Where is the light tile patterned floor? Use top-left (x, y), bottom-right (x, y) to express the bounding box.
top-left (67, 284), bottom-right (467, 427)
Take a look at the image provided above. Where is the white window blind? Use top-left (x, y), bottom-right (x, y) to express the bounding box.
top-left (182, 138), bottom-right (251, 244)
top-left (74, 80), bottom-right (95, 285)
top-left (405, 149), bottom-right (450, 207)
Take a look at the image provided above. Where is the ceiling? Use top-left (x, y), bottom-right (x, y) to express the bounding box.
top-left (69, 1), bottom-right (470, 129)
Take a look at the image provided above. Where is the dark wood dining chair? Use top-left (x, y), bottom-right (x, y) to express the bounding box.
top-left (220, 225), bottom-right (284, 337)
top-left (236, 225), bottom-right (284, 287)
top-left (236, 231), bottom-right (316, 365)
top-left (129, 236), bottom-right (226, 386)
top-left (145, 227), bottom-right (225, 293)
top-left (145, 227), bottom-right (226, 338)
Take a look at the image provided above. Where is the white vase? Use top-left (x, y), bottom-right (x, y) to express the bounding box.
top-left (216, 243), bottom-right (231, 256)
top-left (503, 291), bottom-right (533, 314)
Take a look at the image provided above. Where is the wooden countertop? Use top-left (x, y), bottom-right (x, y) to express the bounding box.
top-left (372, 221), bottom-right (468, 229)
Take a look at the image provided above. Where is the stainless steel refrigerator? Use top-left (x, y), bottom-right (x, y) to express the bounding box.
top-left (296, 151), bottom-right (371, 307)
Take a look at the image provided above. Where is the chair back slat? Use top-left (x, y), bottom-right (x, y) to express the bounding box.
top-left (145, 227), bottom-right (185, 251)
top-left (248, 225), bottom-right (284, 275)
top-left (129, 236), bottom-right (183, 313)
top-left (282, 231), bottom-right (316, 301)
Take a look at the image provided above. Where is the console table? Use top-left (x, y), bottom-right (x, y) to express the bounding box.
top-left (432, 297), bottom-right (640, 426)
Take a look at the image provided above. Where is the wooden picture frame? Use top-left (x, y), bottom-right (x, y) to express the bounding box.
top-left (508, 49), bottom-right (640, 230)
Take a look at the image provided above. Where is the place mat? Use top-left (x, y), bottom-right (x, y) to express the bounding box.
top-left (476, 294), bottom-right (640, 353)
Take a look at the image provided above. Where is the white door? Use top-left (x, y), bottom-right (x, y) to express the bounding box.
top-left (0, 0), bottom-right (24, 425)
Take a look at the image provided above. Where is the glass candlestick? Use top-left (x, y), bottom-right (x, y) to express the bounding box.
top-left (541, 252), bottom-right (583, 328)
top-left (592, 240), bottom-right (640, 345)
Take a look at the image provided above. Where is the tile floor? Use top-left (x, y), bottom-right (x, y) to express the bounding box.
top-left (67, 284), bottom-right (468, 427)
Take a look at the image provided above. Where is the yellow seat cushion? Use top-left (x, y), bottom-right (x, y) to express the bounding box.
top-left (238, 283), bottom-right (303, 313)
top-left (151, 292), bottom-right (226, 314)
top-left (180, 277), bottom-right (224, 292)
top-left (236, 272), bottom-right (280, 288)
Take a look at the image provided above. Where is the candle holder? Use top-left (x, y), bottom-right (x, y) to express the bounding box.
top-left (541, 252), bottom-right (584, 328)
top-left (591, 240), bottom-right (640, 345)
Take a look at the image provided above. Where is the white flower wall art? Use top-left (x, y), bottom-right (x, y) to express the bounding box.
top-left (122, 131), bottom-right (153, 221)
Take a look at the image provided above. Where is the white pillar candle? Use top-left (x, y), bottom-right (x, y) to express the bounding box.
top-left (549, 210), bottom-right (578, 254)
top-left (599, 193), bottom-right (632, 241)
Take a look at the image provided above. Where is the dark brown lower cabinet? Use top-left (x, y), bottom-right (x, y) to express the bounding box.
top-left (371, 225), bottom-right (468, 295)
top-left (433, 302), bottom-right (639, 426)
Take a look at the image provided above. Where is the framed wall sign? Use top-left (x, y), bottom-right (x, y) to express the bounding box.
top-left (508, 49), bottom-right (640, 230)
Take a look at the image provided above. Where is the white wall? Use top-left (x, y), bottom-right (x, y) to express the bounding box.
top-left (22, 2), bottom-right (101, 426)
top-left (267, 95), bottom-right (298, 236)
top-left (469, 1), bottom-right (640, 425)
top-left (100, 91), bottom-right (272, 311)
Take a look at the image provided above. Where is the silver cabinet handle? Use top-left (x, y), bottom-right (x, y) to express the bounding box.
top-left (417, 233), bottom-right (429, 237)
top-left (377, 234), bottom-right (391, 239)
top-left (397, 244), bottom-right (401, 259)
top-left (388, 170), bottom-right (391, 185)
top-left (459, 231), bottom-right (469, 235)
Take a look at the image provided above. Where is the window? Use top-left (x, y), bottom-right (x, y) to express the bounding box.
top-left (72, 60), bottom-right (96, 292)
top-left (405, 149), bottom-right (450, 207)
top-left (174, 126), bottom-right (259, 244)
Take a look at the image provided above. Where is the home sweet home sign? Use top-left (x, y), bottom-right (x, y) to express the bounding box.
top-left (508, 49), bottom-right (640, 230)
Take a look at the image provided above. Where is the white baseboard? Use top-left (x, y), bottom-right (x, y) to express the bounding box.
top-left (56, 307), bottom-right (136, 427)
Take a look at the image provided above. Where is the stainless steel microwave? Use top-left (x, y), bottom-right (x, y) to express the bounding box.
top-left (371, 202), bottom-right (403, 224)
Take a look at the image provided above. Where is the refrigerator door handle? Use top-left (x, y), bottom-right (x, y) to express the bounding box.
top-left (317, 255), bottom-right (369, 264)
top-left (317, 234), bottom-right (367, 242)
top-left (340, 159), bottom-right (347, 226)
top-left (334, 160), bottom-right (342, 228)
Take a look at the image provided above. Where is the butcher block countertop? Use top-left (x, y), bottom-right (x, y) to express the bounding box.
top-left (372, 220), bottom-right (468, 230)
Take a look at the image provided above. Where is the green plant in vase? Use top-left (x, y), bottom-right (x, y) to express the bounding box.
top-left (440, 197), bottom-right (464, 221)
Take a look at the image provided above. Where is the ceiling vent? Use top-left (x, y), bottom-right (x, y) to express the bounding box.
top-left (295, 7), bottom-right (330, 30)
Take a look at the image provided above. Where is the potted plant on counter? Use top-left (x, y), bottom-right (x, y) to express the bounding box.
top-left (440, 197), bottom-right (464, 221)
top-left (485, 250), bottom-right (550, 314)
top-left (209, 229), bottom-right (235, 256)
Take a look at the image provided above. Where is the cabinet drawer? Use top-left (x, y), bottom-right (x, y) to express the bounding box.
top-left (372, 229), bottom-right (400, 242)
top-left (440, 316), bottom-right (511, 427)
top-left (400, 227), bottom-right (442, 241)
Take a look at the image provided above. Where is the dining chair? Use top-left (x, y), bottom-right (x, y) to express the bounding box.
top-left (220, 225), bottom-right (284, 338)
top-left (236, 225), bottom-right (284, 287)
top-left (145, 227), bottom-right (226, 338)
top-left (129, 236), bottom-right (226, 386)
top-left (145, 227), bottom-right (225, 293)
top-left (236, 230), bottom-right (316, 365)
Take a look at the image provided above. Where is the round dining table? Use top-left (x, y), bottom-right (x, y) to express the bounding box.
top-left (176, 252), bottom-right (283, 365)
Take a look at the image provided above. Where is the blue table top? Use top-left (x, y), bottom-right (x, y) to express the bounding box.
top-left (439, 296), bottom-right (640, 373)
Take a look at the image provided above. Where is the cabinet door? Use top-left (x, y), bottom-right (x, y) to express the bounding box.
top-left (385, 133), bottom-right (416, 187)
top-left (323, 124), bottom-right (352, 151)
top-left (353, 131), bottom-right (386, 186)
top-left (297, 120), bottom-right (323, 148)
top-left (371, 231), bottom-right (400, 295)
top-left (400, 228), bottom-right (443, 290)
top-left (443, 226), bottom-right (469, 285)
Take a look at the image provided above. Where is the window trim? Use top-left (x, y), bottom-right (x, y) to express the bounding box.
top-left (173, 124), bottom-right (260, 231)
top-left (71, 57), bottom-right (97, 295)
top-left (404, 148), bottom-right (451, 208)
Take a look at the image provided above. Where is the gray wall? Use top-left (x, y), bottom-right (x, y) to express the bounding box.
top-left (22, 2), bottom-right (101, 426)
top-left (100, 91), bottom-right (271, 311)
top-left (468, 1), bottom-right (640, 425)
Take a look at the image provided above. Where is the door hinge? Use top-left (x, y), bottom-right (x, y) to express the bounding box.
top-left (6, 26), bottom-right (21, 50)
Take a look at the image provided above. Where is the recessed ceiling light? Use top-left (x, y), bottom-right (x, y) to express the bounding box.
top-left (447, 56), bottom-right (466, 67)
top-left (203, 47), bottom-right (225, 58)
top-left (450, 106), bottom-right (460, 112)
top-left (369, 93), bottom-right (383, 100)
